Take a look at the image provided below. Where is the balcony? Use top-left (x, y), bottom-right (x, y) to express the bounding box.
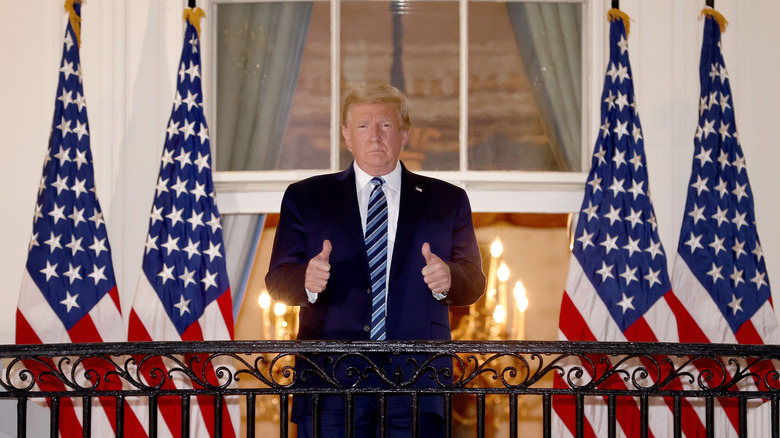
top-left (2, 340), bottom-right (779, 437)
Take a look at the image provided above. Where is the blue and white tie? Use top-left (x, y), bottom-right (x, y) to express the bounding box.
top-left (366, 177), bottom-right (388, 341)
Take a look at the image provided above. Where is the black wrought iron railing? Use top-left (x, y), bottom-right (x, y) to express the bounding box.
top-left (2, 340), bottom-right (780, 437)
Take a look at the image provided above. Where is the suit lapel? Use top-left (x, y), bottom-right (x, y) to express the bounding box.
top-left (390, 166), bottom-right (426, 281)
top-left (335, 166), bottom-right (370, 272)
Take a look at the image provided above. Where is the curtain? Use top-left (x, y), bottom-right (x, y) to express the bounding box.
top-left (216, 3), bottom-right (312, 322)
top-left (506, 3), bottom-right (582, 171)
top-left (223, 214), bottom-right (265, 321)
top-left (216, 2), bottom-right (313, 171)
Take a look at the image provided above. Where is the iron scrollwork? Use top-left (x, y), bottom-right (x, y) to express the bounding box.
top-left (0, 340), bottom-right (779, 399)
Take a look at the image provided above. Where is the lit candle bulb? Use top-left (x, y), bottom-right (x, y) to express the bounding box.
top-left (258, 290), bottom-right (272, 339)
top-left (486, 239), bottom-right (503, 308)
top-left (258, 291), bottom-right (271, 310)
top-left (513, 281), bottom-right (528, 339)
top-left (497, 262), bottom-right (510, 329)
top-left (490, 239), bottom-right (503, 258)
top-left (493, 304), bottom-right (506, 325)
top-left (514, 281), bottom-right (528, 312)
top-left (273, 302), bottom-right (287, 340)
top-left (497, 262), bottom-right (510, 282)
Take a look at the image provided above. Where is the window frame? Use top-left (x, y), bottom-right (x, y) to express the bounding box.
top-left (205, 0), bottom-right (600, 215)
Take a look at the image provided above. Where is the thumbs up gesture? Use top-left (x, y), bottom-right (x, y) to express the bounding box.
top-left (305, 240), bottom-right (332, 293)
top-left (421, 242), bottom-right (451, 295)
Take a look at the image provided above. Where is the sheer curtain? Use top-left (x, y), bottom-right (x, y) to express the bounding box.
top-left (216, 2), bottom-right (313, 171)
top-left (223, 214), bottom-right (265, 320)
top-left (216, 3), bottom-right (312, 319)
top-left (506, 3), bottom-right (582, 171)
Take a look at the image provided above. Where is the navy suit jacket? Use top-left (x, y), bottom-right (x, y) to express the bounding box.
top-left (265, 162), bottom-right (485, 418)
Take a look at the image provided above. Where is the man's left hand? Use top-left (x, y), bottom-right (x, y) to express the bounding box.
top-left (421, 242), bottom-right (451, 295)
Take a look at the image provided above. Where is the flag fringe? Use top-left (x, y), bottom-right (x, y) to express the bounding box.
top-left (64, 0), bottom-right (84, 47)
top-left (700, 7), bottom-right (728, 33)
top-left (184, 7), bottom-right (206, 38)
top-left (607, 8), bottom-right (631, 36)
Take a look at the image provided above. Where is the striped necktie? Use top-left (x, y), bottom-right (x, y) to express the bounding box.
top-left (366, 177), bottom-right (388, 341)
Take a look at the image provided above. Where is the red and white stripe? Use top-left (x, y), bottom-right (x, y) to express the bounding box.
top-left (128, 273), bottom-right (239, 438)
top-left (669, 255), bottom-right (779, 435)
top-left (554, 256), bottom-right (715, 438)
top-left (16, 270), bottom-right (147, 437)
top-left (671, 257), bottom-right (779, 346)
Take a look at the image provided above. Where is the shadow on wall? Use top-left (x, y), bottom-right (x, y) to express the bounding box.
top-left (0, 399), bottom-right (49, 437)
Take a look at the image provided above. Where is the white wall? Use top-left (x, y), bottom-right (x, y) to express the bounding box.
top-left (0, 0), bottom-right (778, 344)
top-left (0, 0), bottom-right (183, 342)
top-left (623, 0), bottom-right (780, 312)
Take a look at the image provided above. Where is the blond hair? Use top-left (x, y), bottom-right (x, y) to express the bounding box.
top-left (341, 84), bottom-right (411, 131)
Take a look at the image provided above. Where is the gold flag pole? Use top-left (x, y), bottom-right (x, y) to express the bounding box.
top-left (64, 0), bottom-right (83, 47)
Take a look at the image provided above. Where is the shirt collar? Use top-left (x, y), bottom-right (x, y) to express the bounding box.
top-left (353, 161), bottom-right (402, 193)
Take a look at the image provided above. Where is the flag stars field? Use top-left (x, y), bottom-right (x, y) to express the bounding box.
top-left (673, 11), bottom-right (773, 339)
top-left (567, 11), bottom-right (673, 333)
top-left (20, 5), bottom-right (117, 336)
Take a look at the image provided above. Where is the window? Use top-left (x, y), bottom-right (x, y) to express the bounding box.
top-left (209, 0), bottom-right (590, 215)
top-left (210, 0), bottom-right (593, 326)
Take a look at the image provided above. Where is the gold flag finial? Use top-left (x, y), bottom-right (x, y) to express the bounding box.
top-left (183, 7), bottom-right (206, 38)
top-left (700, 6), bottom-right (728, 33)
top-left (607, 8), bottom-right (631, 36)
top-left (64, 0), bottom-right (84, 47)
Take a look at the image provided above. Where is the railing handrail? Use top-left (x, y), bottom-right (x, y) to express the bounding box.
top-left (3, 339), bottom-right (779, 357)
top-left (3, 340), bottom-right (780, 437)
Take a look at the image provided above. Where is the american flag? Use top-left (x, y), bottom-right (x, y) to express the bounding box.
top-left (127, 8), bottom-right (239, 438)
top-left (552, 10), bottom-right (702, 437)
top-left (669, 8), bottom-right (779, 435)
top-left (15, 1), bottom-right (146, 436)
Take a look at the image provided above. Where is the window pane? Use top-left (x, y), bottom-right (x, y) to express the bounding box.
top-left (468, 2), bottom-right (582, 171)
top-left (215, 1), bottom-right (583, 174)
top-left (340, 1), bottom-right (460, 171)
top-left (216, 2), bottom-right (330, 171)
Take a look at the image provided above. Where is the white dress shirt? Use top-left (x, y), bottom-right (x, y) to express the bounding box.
top-left (305, 162), bottom-right (400, 303)
top-left (354, 161), bottom-right (401, 285)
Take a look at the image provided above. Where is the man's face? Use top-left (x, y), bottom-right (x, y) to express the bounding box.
top-left (342, 102), bottom-right (409, 176)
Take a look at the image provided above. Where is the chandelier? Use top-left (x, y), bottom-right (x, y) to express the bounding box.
top-left (452, 237), bottom-right (529, 341)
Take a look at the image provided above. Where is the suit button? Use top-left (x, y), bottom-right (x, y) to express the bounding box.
top-left (363, 325), bottom-right (370, 332)
top-left (367, 288), bottom-right (372, 295)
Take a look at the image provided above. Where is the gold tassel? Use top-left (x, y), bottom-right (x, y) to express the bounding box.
top-left (183, 7), bottom-right (206, 38)
top-left (700, 7), bottom-right (728, 33)
top-left (607, 8), bottom-right (631, 36)
top-left (64, 0), bottom-right (84, 47)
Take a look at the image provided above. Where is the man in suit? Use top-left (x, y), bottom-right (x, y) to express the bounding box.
top-left (265, 84), bottom-right (486, 437)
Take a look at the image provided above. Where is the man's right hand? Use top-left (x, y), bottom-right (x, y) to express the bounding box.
top-left (305, 240), bottom-right (331, 293)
